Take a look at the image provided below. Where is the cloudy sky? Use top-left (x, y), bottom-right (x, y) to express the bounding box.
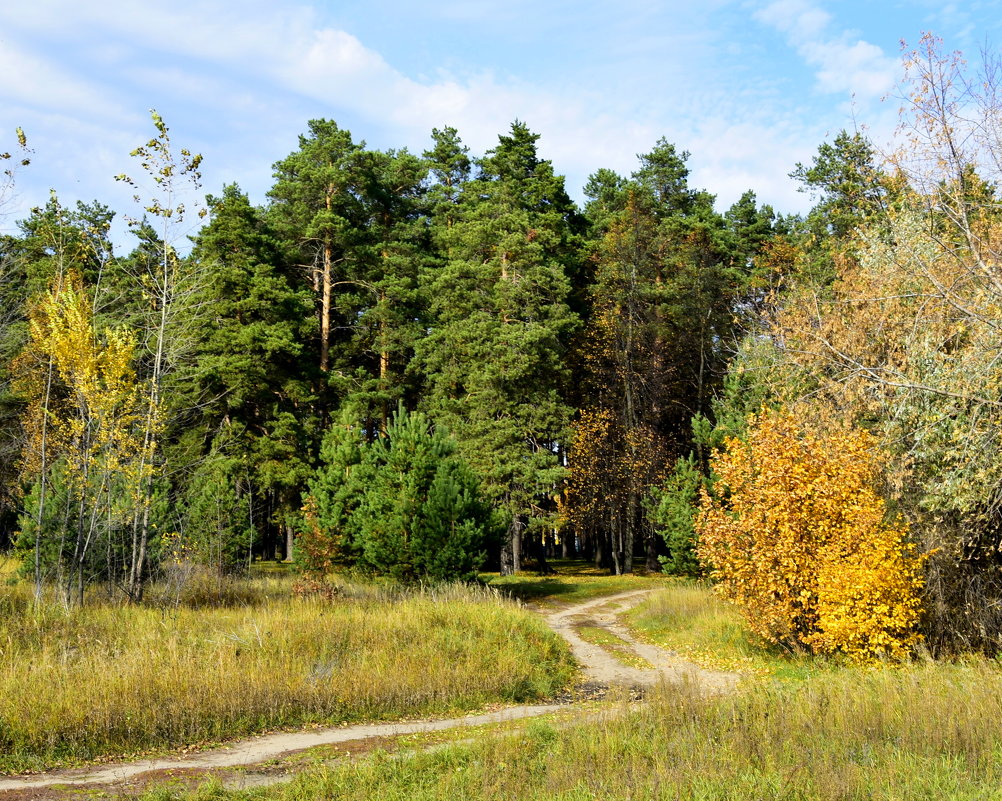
top-left (1, 0), bottom-right (999, 248)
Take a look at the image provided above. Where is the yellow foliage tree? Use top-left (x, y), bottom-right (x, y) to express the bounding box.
top-left (563, 407), bottom-right (666, 573)
top-left (16, 270), bottom-right (147, 603)
top-left (696, 408), bottom-right (924, 661)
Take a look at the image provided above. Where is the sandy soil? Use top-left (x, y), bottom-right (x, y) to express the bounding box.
top-left (0, 587), bottom-right (736, 798)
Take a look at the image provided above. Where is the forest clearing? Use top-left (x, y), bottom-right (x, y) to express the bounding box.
top-left (5, 21), bottom-right (1002, 801)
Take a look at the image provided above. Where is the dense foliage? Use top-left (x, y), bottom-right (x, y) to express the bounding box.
top-left (697, 409), bottom-right (924, 661)
top-left (299, 407), bottom-right (495, 583)
top-left (4, 34), bottom-right (1002, 658)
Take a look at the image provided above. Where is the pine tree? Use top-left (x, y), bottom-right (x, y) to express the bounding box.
top-left (301, 407), bottom-right (493, 583)
top-left (187, 183), bottom-right (316, 560)
top-left (268, 120), bottom-right (366, 377)
top-left (327, 147), bottom-right (428, 431)
top-left (416, 121), bottom-right (581, 574)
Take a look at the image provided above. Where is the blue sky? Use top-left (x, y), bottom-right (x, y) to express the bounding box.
top-left (1, 0), bottom-right (999, 249)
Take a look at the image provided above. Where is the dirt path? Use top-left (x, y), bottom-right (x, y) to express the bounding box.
top-left (543, 589), bottom-right (737, 694)
top-left (0, 587), bottom-right (735, 797)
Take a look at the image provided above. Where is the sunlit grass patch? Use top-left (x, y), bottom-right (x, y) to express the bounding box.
top-left (485, 559), bottom-right (669, 607)
top-left (573, 622), bottom-right (652, 670)
top-left (626, 580), bottom-right (825, 678)
top-left (0, 578), bottom-right (574, 774)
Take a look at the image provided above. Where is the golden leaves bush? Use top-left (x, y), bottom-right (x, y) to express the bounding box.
top-left (696, 408), bottom-right (924, 661)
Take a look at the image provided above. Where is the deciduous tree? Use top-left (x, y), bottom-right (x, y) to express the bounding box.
top-left (697, 408), bottom-right (924, 661)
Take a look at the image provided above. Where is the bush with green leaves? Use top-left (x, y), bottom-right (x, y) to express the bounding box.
top-left (181, 453), bottom-right (255, 573)
top-left (299, 407), bottom-right (497, 583)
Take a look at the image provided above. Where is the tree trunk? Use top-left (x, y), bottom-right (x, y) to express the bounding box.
top-left (610, 508), bottom-right (622, 575)
top-left (500, 537), bottom-right (514, 576)
top-left (285, 522), bottom-right (295, 562)
top-left (512, 517), bottom-right (522, 574)
top-left (645, 533), bottom-right (660, 572)
top-left (536, 534), bottom-right (556, 575)
top-left (33, 354), bottom-right (55, 603)
top-left (500, 514), bottom-right (525, 576)
top-left (320, 240), bottom-right (332, 372)
top-left (624, 491), bottom-right (636, 574)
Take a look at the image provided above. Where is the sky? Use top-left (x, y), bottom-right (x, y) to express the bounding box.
top-left (1, 0), bottom-right (1000, 250)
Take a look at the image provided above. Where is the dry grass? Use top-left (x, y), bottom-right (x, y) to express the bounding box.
top-left (627, 579), bottom-right (823, 678)
top-left (0, 576), bottom-right (573, 773)
top-left (142, 659), bottom-right (1002, 800)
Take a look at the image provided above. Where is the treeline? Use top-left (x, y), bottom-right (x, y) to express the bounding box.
top-left (0, 112), bottom-right (778, 600)
top-left (5, 35), bottom-right (1002, 656)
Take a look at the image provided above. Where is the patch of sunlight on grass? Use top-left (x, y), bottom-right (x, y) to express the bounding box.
top-left (485, 559), bottom-right (670, 607)
top-left (574, 623), bottom-right (652, 670)
top-left (625, 580), bottom-right (834, 679)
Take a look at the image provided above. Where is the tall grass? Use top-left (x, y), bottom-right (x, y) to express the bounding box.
top-left (628, 580), bottom-right (822, 677)
top-left (0, 578), bottom-right (573, 773)
top-left (142, 659), bottom-right (1002, 800)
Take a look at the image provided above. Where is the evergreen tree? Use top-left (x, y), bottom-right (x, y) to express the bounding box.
top-left (790, 130), bottom-right (889, 240)
top-left (182, 451), bottom-right (255, 573)
top-left (416, 121), bottom-right (581, 574)
top-left (301, 407), bottom-right (493, 583)
top-left (188, 183), bottom-right (316, 560)
top-left (268, 120), bottom-right (367, 377)
top-left (328, 147), bottom-right (428, 431)
top-left (423, 126), bottom-right (472, 241)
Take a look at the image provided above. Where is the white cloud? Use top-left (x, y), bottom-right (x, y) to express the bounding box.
top-left (755, 0), bottom-right (831, 39)
top-left (0, 40), bottom-right (127, 121)
top-left (754, 0), bottom-right (897, 100)
top-left (0, 0), bottom-right (850, 245)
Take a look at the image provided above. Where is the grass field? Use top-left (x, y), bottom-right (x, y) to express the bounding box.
top-left (0, 574), bottom-right (574, 774)
top-left (137, 658), bottom-right (1002, 801)
top-left (14, 564), bottom-right (1002, 800)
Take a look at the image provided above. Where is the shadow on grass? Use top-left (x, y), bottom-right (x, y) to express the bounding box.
top-left (491, 578), bottom-right (582, 604)
top-left (484, 559), bottom-right (666, 606)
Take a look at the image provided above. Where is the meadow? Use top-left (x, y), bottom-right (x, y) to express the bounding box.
top-left (129, 576), bottom-right (1002, 801)
top-left (0, 569), bottom-right (573, 774)
top-left (8, 565), bottom-right (1002, 800)
top-left (140, 659), bottom-right (1002, 801)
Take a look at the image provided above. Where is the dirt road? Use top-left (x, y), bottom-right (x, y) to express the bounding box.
top-left (543, 589), bottom-right (737, 693)
top-left (0, 587), bottom-right (735, 797)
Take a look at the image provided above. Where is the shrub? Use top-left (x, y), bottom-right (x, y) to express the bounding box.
top-left (299, 407), bottom-right (497, 584)
top-left (696, 408), bottom-right (924, 661)
top-left (648, 453), bottom-right (702, 576)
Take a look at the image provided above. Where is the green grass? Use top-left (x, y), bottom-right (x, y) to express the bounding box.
top-left (138, 660), bottom-right (1002, 801)
top-left (0, 575), bottom-right (574, 774)
top-left (485, 559), bottom-right (669, 607)
top-left (573, 623), bottom-right (652, 670)
top-left (626, 579), bottom-right (827, 678)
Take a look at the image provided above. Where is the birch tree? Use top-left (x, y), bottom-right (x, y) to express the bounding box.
top-left (114, 109), bottom-right (206, 599)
